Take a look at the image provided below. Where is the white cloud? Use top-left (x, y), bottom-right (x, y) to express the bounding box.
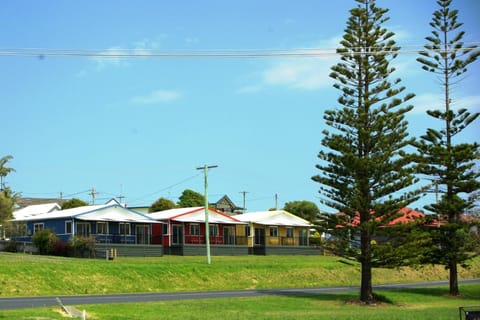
top-left (77, 37), bottom-right (165, 76)
top-left (410, 93), bottom-right (480, 114)
top-left (237, 85), bottom-right (263, 94)
top-left (237, 36), bottom-right (341, 93)
top-left (184, 37), bottom-right (200, 45)
top-left (93, 47), bottom-right (130, 70)
top-left (130, 89), bottom-right (182, 105)
top-left (262, 58), bottom-right (334, 90)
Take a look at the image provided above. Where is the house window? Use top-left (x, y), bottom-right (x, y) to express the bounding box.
top-left (65, 221), bottom-right (73, 234)
top-left (77, 222), bottom-right (91, 237)
top-left (269, 226), bottom-right (278, 237)
top-left (162, 224), bottom-right (168, 235)
top-left (245, 225), bottom-right (251, 237)
top-left (189, 224), bottom-right (200, 236)
top-left (119, 223), bottom-right (131, 235)
top-left (16, 223), bottom-right (28, 236)
top-left (33, 223), bottom-right (44, 234)
top-left (286, 227), bottom-right (294, 238)
top-left (97, 222), bottom-right (108, 235)
top-left (209, 224), bottom-right (218, 237)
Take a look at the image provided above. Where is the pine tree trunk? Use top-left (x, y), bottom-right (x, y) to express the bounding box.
top-left (449, 256), bottom-right (459, 296)
top-left (360, 230), bottom-right (374, 303)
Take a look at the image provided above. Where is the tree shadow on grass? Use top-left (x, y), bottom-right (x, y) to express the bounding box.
top-left (261, 284), bottom-right (479, 306)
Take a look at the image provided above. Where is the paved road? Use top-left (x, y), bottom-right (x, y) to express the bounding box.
top-left (1, 278), bottom-right (479, 310)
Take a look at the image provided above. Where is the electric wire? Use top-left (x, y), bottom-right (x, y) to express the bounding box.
top-left (127, 173), bottom-right (203, 204)
top-left (0, 42), bottom-right (478, 59)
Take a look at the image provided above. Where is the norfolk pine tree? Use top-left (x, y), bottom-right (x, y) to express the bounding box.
top-left (312, 0), bottom-right (418, 303)
top-left (416, 0), bottom-right (480, 296)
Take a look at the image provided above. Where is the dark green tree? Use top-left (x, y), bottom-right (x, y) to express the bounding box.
top-left (0, 156), bottom-right (16, 236)
top-left (0, 155), bottom-right (15, 191)
top-left (61, 198), bottom-right (89, 210)
top-left (283, 200), bottom-right (320, 222)
top-left (0, 187), bottom-right (16, 226)
top-left (415, 0), bottom-right (480, 296)
top-left (149, 197), bottom-right (176, 212)
top-left (312, 0), bottom-right (418, 303)
top-left (177, 189), bottom-right (205, 208)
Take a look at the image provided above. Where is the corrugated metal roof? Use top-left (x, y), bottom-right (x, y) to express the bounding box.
top-left (13, 203), bottom-right (61, 219)
top-left (12, 203), bottom-right (161, 224)
top-left (233, 210), bottom-right (311, 227)
top-left (148, 207), bottom-right (244, 224)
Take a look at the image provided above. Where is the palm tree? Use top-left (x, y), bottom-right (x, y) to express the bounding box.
top-left (0, 155), bottom-right (15, 190)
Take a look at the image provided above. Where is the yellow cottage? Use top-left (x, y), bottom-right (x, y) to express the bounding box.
top-left (232, 210), bottom-right (320, 255)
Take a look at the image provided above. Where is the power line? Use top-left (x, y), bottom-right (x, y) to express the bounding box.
top-left (0, 42), bottom-right (478, 59)
top-left (128, 173), bottom-right (203, 203)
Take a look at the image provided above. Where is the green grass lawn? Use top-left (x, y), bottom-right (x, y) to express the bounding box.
top-left (1, 284), bottom-right (479, 319)
top-left (0, 253), bottom-right (479, 319)
top-left (1, 253), bottom-right (479, 297)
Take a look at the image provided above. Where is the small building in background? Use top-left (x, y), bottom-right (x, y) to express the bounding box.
top-left (210, 195), bottom-right (244, 215)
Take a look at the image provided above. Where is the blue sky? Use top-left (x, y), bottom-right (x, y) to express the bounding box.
top-left (2, 0), bottom-right (479, 212)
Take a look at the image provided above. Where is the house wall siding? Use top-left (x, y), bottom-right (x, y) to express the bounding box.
top-left (166, 244), bottom-right (248, 256)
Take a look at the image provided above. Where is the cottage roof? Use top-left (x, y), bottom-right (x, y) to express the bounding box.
top-left (12, 202), bottom-right (160, 224)
top-left (233, 210), bottom-right (312, 227)
top-left (336, 207), bottom-right (443, 228)
top-left (15, 197), bottom-right (66, 209)
top-left (148, 207), bottom-right (244, 224)
top-left (13, 203), bottom-right (61, 220)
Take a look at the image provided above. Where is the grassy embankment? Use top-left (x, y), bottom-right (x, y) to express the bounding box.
top-left (0, 253), bottom-right (479, 319)
top-left (1, 252), bottom-right (479, 296)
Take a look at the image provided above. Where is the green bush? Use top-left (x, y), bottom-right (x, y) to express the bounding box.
top-left (32, 229), bottom-right (57, 255)
top-left (3, 240), bottom-right (20, 253)
top-left (52, 240), bottom-right (71, 257)
top-left (69, 236), bottom-right (96, 258)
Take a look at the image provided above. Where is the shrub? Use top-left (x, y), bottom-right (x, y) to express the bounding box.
top-left (32, 229), bottom-right (58, 255)
top-left (309, 231), bottom-right (323, 247)
top-left (3, 240), bottom-right (20, 253)
top-left (53, 240), bottom-right (71, 257)
top-left (70, 236), bottom-right (96, 258)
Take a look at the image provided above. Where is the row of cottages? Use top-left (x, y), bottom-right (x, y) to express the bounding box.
top-left (147, 207), bottom-right (318, 256)
top-left (11, 199), bottom-right (321, 257)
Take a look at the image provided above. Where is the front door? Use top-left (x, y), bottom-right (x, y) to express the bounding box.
top-left (254, 227), bottom-right (265, 246)
top-left (298, 229), bottom-right (308, 246)
top-left (136, 225), bottom-right (150, 244)
top-left (223, 226), bottom-right (235, 245)
top-left (172, 224), bottom-right (184, 245)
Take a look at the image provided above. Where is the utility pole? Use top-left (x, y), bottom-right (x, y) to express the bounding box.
top-left (239, 191), bottom-right (248, 214)
top-left (90, 187), bottom-right (99, 205)
top-left (117, 194), bottom-right (125, 204)
top-left (274, 193), bottom-right (278, 210)
top-left (196, 164), bottom-right (218, 265)
top-left (118, 184), bottom-right (125, 205)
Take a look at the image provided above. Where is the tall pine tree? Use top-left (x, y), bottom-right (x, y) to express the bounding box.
top-left (312, 0), bottom-right (418, 303)
top-left (415, 0), bottom-right (480, 296)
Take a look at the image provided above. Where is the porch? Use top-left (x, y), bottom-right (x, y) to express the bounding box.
top-left (251, 235), bottom-right (322, 255)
